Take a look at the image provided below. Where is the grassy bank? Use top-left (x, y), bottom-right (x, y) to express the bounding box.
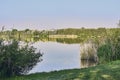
top-left (6, 60), bottom-right (120, 80)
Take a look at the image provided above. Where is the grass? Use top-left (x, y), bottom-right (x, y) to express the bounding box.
top-left (4, 60), bottom-right (120, 80)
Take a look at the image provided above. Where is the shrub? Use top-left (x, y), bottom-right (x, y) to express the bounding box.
top-left (0, 40), bottom-right (42, 77)
top-left (97, 36), bottom-right (120, 63)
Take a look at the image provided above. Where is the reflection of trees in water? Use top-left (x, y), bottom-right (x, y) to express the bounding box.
top-left (0, 34), bottom-right (86, 44)
top-left (0, 31), bottom-right (94, 44)
top-left (80, 60), bottom-right (97, 68)
top-left (80, 41), bottom-right (98, 68)
top-left (56, 38), bottom-right (84, 44)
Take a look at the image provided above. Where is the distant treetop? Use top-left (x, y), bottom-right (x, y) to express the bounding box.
top-left (118, 20), bottom-right (120, 27)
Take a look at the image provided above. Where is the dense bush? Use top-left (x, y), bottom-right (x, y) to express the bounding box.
top-left (0, 40), bottom-right (42, 77)
top-left (97, 36), bottom-right (120, 63)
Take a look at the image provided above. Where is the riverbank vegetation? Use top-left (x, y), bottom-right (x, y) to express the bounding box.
top-left (0, 28), bottom-right (120, 79)
top-left (6, 60), bottom-right (120, 80)
top-left (0, 28), bottom-right (120, 43)
top-left (0, 40), bottom-right (42, 78)
top-left (97, 31), bottom-right (120, 64)
top-left (80, 28), bottom-right (120, 64)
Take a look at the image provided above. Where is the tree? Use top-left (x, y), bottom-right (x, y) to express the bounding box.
top-left (1, 26), bottom-right (5, 31)
top-left (25, 29), bottom-right (30, 32)
top-left (0, 40), bottom-right (42, 77)
top-left (118, 20), bottom-right (120, 27)
top-left (12, 29), bottom-right (18, 32)
top-left (11, 29), bottom-right (18, 35)
top-left (33, 30), bottom-right (40, 38)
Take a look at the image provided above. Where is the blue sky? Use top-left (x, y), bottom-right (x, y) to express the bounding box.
top-left (0, 0), bottom-right (120, 30)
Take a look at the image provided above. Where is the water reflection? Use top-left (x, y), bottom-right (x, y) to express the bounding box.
top-left (0, 36), bottom-right (98, 73)
top-left (80, 60), bottom-right (97, 68)
top-left (28, 41), bottom-right (97, 74)
top-left (29, 42), bottom-right (80, 74)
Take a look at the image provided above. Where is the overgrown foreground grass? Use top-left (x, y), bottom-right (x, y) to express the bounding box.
top-left (5, 60), bottom-right (120, 80)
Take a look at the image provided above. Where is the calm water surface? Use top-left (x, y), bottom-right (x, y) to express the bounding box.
top-left (29, 41), bottom-right (96, 74)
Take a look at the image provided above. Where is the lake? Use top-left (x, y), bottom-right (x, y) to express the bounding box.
top-left (28, 41), bottom-right (97, 74)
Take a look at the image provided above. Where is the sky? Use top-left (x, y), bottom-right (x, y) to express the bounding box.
top-left (0, 0), bottom-right (120, 30)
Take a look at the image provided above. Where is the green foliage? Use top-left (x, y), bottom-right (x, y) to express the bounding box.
top-left (0, 28), bottom-right (120, 43)
top-left (97, 39), bottom-right (114, 63)
top-left (24, 29), bottom-right (30, 32)
top-left (97, 32), bottom-right (120, 63)
top-left (33, 30), bottom-right (40, 36)
top-left (6, 60), bottom-right (120, 80)
top-left (0, 40), bottom-right (42, 77)
top-left (12, 29), bottom-right (18, 32)
top-left (56, 38), bottom-right (84, 44)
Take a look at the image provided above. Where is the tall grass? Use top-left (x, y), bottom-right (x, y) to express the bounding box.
top-left (97, 36), bottom-right (120, 63)
top-left (80, 34), bottom-right (120, 64)
top-left (80, 40), bottom-right (98, 62)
